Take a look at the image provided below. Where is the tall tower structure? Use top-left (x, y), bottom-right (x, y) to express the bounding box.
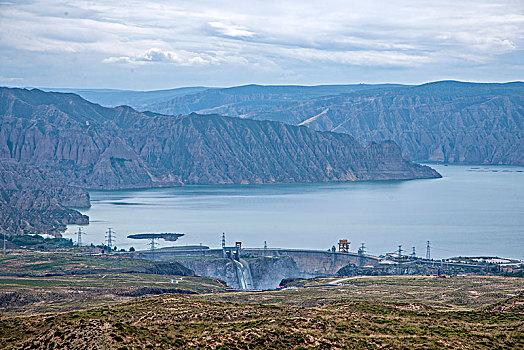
top-left (411, 246), bottom-right (416, 258)
top-left (149, 238), bottom-right (156, 251)
top-left (358, 243), bottom-right (366, 255)
top-left (426, 241), bottom-right (431, 260)
top-left (76, 227), bottom-right (83, 246)
top-left (221, 232), bottom-right (226, 249)
top-left (106, 228), bottom-right (114, 252)
top-left (358, 243), bottom-right (366, 267)
top-left (397, 245), bottom-right (403, 257)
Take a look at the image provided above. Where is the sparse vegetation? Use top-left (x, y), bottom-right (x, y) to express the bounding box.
top-left (0, 250), bottom-right (193, 277)
top-left (0, 254), bottom-right (522, 350)
top-left (0, 250), bottom-right (226, 315)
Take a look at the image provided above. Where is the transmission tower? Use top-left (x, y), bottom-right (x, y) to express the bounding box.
top-left (221, 232), bottom-right (226, 249)
top-left (411, 246), bottom-right (416, 258)
top-left (149, 238), bottom-right (156, 251)
top-left (105, 228), bottom-right (114, 252)
top-left (426, 241), bottom-right (431, 260)
top-left (397, 245), bottom-right (403, 257)
top-left (76, 227), bottom-right (84, 246)
top-left (264, 240), bottom-right (267, 254)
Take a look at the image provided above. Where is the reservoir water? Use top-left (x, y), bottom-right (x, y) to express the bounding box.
top-left (65, 165), bottom-right (524, 259)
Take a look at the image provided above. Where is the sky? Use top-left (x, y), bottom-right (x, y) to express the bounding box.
top-left (0, 0), bottom-right (523, 90)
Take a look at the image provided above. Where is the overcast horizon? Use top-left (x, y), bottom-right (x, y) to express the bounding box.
top-left (1, 0), bottom-right (523, 90)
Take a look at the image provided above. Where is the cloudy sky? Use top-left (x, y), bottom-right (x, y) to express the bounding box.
top-left (0, 0), bottom-right (523, 89)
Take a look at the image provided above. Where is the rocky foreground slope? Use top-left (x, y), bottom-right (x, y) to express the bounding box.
top-left (142, 81), bottom-right (524, 165)
top-left (0, 276), bottom-right (522, 349)
top-left (0, 87), bottom-right (439, 235)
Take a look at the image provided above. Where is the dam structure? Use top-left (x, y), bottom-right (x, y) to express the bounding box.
top-left (128, 245), bottom-right (380, 290)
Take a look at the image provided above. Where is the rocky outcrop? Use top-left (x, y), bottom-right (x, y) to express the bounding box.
top-left (179, 258), bottom-right (244, 289)
top-left (142, 81), bottom-right (524, 165)
top-left (144, 262), bottom-right (194, 276)
top-left (248, 256), bottom-right (302, 290)
top-left (0, 160), bottom-right (89, 236)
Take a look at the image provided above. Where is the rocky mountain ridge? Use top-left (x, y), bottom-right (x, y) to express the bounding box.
top-left (141, 81), bottom-right (523, 165)
top-left (136, 84), bottom-right (406, 116)
top-left (0, 87), bottom-right (439, 188)
top-left (56, 84), bottom-right (405, 110)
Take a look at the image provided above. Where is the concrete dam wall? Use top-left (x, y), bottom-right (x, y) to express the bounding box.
top-left (242, 248), bottom-right (379, 274)
top-left (128, 247), bottom-right (380, 290)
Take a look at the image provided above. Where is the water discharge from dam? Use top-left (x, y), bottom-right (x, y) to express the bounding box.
top-left (234, 259), bottom-right (254, 290)
top-left (66, 165), bottom-right (524, 260)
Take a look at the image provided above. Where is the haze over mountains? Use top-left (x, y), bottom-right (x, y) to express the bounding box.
top-left (44, 87), bottom-right (209, 110)
top-left (0, 87), bottom-right (438, 235)
top-left (61, 81), bottom-right (522, 166)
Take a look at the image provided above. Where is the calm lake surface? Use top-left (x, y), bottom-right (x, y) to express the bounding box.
top-left (65, 165), bottom-right (524, 259)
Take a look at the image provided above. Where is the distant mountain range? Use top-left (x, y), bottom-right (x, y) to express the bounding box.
top-left (60, 81), bottom-right (522, 165)
top-left (138, 84), bottom-right (409, 117)
top-left (46, 84), bottom-right (404, 111)
top-left (0, 87), bottom-right (439, 235)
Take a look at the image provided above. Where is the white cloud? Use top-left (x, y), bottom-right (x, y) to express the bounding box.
top-left (208, 21), bottom-right (255, 38)
top-left (0, 0), bottom-right (522, 87)
top-left (281, 48), bottom-right (430, 67)
top-left (0, 75), bottom-right (22, 82)
top-left (436, 32), bottom-right (517, 54)
top-left (103, 48), bottom-right (248, 66)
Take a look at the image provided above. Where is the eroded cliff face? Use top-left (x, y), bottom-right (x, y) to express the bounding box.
top-left (272, 87), bottom-right (524, 165)
top-left (179, 258), bottom-right (243, 290)
top-left (248, 256), bottom-right (302, 290)
top-left (142, 81), bottom-right (524, 165)
top-left (0, 87), bottom-right (439, 188)
top-left (0, 160), bottom-right (89, 236)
